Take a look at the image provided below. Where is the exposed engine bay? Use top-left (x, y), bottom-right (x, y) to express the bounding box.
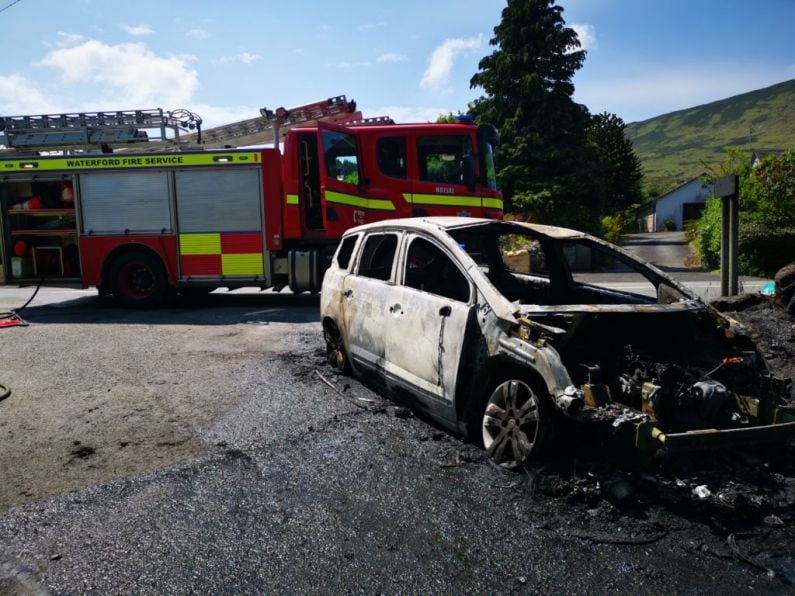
top-left (522, 309), bottom-right (794, 448)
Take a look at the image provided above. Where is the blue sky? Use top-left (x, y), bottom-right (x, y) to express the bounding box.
top-left (0, 0), bottom-right (793, 128)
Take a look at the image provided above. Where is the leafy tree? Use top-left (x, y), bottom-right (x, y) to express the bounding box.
top-left (587, 112), bottom-right (644, 215)
top-left (695, 148), bottom-right (795, 274)
top-left (469, 0), bottom-right (597, 229)
top-left (744, 148), bottom-right (795, 226)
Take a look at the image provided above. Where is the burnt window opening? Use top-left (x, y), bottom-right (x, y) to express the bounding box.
top-left (357, 233), bottom-right (398, 281)
top-left (404, 237), bottom-right (470, 303)
top-left (335, 234), bottom-right (358, 270)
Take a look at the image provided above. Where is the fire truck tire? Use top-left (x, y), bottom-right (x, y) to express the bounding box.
top-left (109, 251), bottom-right (171, 308)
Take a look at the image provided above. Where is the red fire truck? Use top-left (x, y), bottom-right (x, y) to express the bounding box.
top-left (0, 96), bottom-right (502, 306)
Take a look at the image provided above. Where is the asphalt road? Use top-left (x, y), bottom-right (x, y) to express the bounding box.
top-left (620, 232), bottom-right (694, 270)
top-left (0, 288), bottom-right (792, 594)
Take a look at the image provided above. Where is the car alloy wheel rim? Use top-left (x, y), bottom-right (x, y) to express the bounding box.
top-left (482, 380), bottom-right (540, 469)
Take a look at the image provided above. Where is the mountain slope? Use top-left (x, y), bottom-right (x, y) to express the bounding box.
top-left (626, 78), bottom-right (795, 192)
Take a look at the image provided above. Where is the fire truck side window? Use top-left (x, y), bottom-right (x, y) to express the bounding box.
top-left (376, 137), bottom-right (406, 179)
top-left (322, 130), bottom-right (359, 185)
top-left (417, 136), bottom-right (472, 185)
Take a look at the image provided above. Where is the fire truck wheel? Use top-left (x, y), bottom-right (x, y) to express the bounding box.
top-left (109, 251), bottom-right (171, 308)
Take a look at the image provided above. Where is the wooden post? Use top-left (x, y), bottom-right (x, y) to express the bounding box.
top-left (716, 175), bottom-right (739, 297)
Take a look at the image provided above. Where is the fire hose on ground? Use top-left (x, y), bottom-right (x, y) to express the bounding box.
top-left (1, 283), bottom-right (42, 402)
top-left (0, 282), bottom-right (41, 328)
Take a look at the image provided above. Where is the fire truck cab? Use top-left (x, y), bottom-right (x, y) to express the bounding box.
top-left (0, 101), bottom-right (501, 307)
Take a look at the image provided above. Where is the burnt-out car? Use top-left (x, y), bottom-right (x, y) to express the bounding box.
top-left (320, 217), bottom-right (795, 468)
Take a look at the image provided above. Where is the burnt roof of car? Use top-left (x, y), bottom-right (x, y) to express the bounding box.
top-left (345, 216), bottom-right (587, 239)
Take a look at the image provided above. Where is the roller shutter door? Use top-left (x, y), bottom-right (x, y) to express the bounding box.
top-left (79, 172), bottom-right (173, 234)
top-left (175, 169), bottom-right (262, 233)
top-left (175, 169), bottom-right (264, 278)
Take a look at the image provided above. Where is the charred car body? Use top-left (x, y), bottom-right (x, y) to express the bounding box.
top-left (320, 217), bottom-right (795, 468)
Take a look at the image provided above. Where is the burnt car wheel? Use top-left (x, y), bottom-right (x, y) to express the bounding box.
top-left (482, 379), bottom-right (549, 469)
top-left (323, 320), bottom-right (350, 373)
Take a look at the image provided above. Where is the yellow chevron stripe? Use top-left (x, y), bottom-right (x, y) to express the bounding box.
top-left (179, 233), bottom-right (221, 255)
top-left (325, 191), bottom-right (395, 211)
top-left (222, 253), bottom-right (264, 275)
top-left (286, 194), bottom-right (300, 205)
top-left (403, 193), bottom-right (482, 208)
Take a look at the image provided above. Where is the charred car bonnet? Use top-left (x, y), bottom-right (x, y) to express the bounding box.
top-left (320, 217), bottom-right (795, 469)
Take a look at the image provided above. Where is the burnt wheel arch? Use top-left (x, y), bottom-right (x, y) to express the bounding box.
top-left (323, 318), bottom-right (351, 373)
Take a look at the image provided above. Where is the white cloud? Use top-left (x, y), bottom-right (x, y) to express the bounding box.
top-left (370, 105), bottom-right (451, 124)
top-left (124, 24), bottom-right (154, 36)
top-left (420, 34), bottom-right (483, 91)
top-left (570, 24), bottom-right (596, 51)
top-left (36, 40), bottom-right (199, 106)
top-left (0, 74), bottom-right (60, 114)
top-left (217, 52), bottom-right (262, 65)
top-left (188, 103), bottom-right (261, 129)
top-left (377, 52), bottom-right (407, 64)
top-left (185, 28), bottom-right (209, 39)
top-left (358, 22), bottom-right (385, 32)
top-left (55, 31), bottom-right (86, 47)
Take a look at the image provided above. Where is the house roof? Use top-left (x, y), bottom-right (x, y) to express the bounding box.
top-left (636, 174), bottom-right (708, 212)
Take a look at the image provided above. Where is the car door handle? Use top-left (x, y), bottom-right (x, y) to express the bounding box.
top-left (389, 303), bottom-right (402, 314)
top-left (439, 305), bottom-right (451, 317)
top-left (343, 289), bottom-right (353, 299)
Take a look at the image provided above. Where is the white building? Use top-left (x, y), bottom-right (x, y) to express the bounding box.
top-left (637, 177), bottom-right (713, 232)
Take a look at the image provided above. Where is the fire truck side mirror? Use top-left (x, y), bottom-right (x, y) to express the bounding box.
top-left (462, 155), bottom-right (476, 192)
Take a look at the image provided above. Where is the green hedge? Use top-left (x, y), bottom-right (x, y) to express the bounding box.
top-left (738, 224), bottom-right (795, 277)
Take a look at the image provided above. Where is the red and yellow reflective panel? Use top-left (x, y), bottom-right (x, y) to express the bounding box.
top-left (179, 232), bottom-right (263, 276)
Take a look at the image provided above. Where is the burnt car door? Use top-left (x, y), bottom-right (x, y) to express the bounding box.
top-left (383, 234), bottom-right (474, 406)
top-left (342, 231), bottom-right (401, 374)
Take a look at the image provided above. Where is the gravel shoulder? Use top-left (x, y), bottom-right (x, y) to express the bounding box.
top-left (0, 291), bottom-right (315, 511)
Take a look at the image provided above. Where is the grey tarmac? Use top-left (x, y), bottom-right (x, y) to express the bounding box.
top-left (0, 288), bottom-right (792, 594)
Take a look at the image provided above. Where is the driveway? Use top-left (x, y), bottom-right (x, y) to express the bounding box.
top-left (620, 232), bottom-right (693, 270)
top-left (0, 288), bottom-right (793, 593)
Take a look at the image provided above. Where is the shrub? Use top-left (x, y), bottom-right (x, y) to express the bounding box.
top-left (600, 214), bottom-right (623, 244)
top-left (694, 197), bottom-right (722, 270)
top-left (662, 219), bottom-right (676, 232)
top-left (737, 224), bottom-right (795, 277)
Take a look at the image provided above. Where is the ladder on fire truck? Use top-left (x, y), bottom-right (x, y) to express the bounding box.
top-left (187, 95), bottom-right (363, 149)
top-left (0, 95), bottom-right (365, 153)
top-left (0, 108), bottom-right (202, 153)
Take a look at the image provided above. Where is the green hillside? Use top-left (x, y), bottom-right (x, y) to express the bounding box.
top-left (625, 78), bottom-right (795, 193)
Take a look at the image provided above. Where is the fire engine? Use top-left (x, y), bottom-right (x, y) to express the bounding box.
top-left (0, 96), bottom-right (502, 306)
